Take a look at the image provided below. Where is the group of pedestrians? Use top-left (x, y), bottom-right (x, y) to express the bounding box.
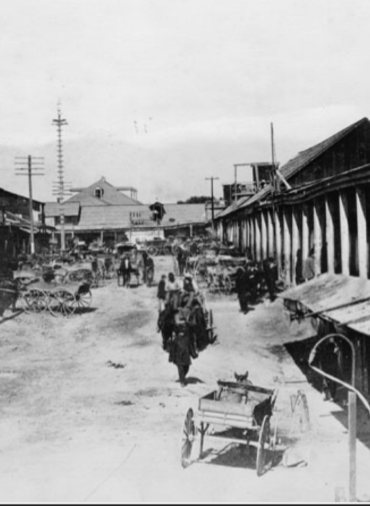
top-left (235, 258), bottom-right (278, 314)
top-left (157, 271), bottom-right (204, 387)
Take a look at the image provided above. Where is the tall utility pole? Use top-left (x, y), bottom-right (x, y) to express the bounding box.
top-left (15, 155), bottom-right (45, 254)
top-left (52, 103), bottom-right (69, 251)
top-left (205, 177), bottom-right (219, 229)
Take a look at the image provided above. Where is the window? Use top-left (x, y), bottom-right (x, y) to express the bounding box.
top-left (95, 187), bottom-right (104, 199)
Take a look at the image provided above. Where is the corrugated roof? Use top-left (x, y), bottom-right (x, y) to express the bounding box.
top-left (161, 203), bottom-right (206, 226)
top-left (279, 273), bottom-right (370, 337)
top-left (65, 177), bottom-right (142, 206)
top-left (44, 202), bottom-right (80, 217)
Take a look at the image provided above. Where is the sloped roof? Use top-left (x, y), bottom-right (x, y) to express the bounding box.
top-left (44, 201), bottom-right (80, 217)
top-left (280, 117), bottom-right (369, 180)
top-left (279, 273), bottom-right (370, 337)
top-left (161, 203), bottom-right (206, 226)
top-left (216, 117), bottom-right (370, 219)
top-left (65, 177), bottom-right (142, 206)
top-left (72, 205), bottom-right (151, 230)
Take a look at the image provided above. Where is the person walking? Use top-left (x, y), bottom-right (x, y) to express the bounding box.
top-left (168, 320), bottom-right (192, 387)
top-left (303, 247), bottom-right (316, 282)
top-left (157, 274), bottom-right (167, 312)
top-left (119, 253), bottom-right (131, 288)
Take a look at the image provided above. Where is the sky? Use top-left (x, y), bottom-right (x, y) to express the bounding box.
top-left (0, 0), bottom-right (369, 203)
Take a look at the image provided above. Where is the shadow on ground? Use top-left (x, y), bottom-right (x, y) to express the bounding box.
top-left (284, 335), bottom-right (370, 450)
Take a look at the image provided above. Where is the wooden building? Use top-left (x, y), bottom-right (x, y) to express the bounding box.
top-left (215, 117), bottom-right (370, 398)
top-left (45, 177), bottom-right (209, 247)
top-left (215, 117), bottom-right (370, 283)
top-left (0, 187), bottom-right (48, 256)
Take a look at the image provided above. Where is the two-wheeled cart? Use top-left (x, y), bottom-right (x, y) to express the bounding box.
top-left (181, 379), bottom-right (278, 476)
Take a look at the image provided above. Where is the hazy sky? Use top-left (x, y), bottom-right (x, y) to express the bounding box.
top-left (0, 0), bottom-right (369, 203)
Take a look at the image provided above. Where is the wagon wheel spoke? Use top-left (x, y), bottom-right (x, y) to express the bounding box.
top-left (256, 415), bottom-right (270, 476)
top-left (181, 408), bottom-right (196, 468)
top-left (54, 289), bottom-right (76, 317)
top-left (75, 288), bottom-right (92, 312)
top-left (48, 290), bottom-right (62, 316)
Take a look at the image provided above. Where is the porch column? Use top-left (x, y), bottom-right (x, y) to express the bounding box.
top-left (282, 208), bottom-right (291, 285)
top-left (255, 213), bottom-right (261, 261)
top-left (100, 231), bottom-right (104, 244)
top-left (274, 208), bottom-right (282, 275)
top-left (339, 191), bottom-right (350, 276)
top-left (261, 210), bottom-right (267, 260)
top-left (356, 187), bottom-right (367, 278)
top-left (325, 195), bottom-right (335, 274)
top-left (251, 217), bottom-right (255, 258)
top-left (301, 205), bottom-right (309, 266)
top-left (313, 199), bottom-right (322, 276)
top-left (292, 208), bottom-right (300, 286)
top-left (267, 208), bottom-right (274, 258)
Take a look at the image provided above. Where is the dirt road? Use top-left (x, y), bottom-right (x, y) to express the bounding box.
top-left (1, 256), bottom-right (370, 503)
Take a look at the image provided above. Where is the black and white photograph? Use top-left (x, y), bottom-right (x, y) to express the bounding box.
top-left (1, 0), bottom-right (370, 503)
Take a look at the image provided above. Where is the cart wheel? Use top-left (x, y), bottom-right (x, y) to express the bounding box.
top-left (48, 289), bottom-right (62, 316)
top-left (148, 246), bottom-right (158, 256)
top-left (75, 288), bottom-right (92, 312)
top-left (256, 415), bottom-right (270, 476)
top-left (181, 408), bottom-right (196, 468)
top-left (54, 288), bottom-right (76, 317)
top-left (18, 290), bottom-right (33, 313)
top-left (25, 288), bottom-right (49, 313)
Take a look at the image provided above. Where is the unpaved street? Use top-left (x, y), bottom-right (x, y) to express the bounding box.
top-left (1, 256), bottom-right (370, 503)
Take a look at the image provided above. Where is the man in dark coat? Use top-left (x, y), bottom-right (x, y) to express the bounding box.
top-left (235, 266), bottom-right (249, 314)
top-left (168, 321), bottom-right (192, 387)
top-left (119, 253), bottom-right (131, 288)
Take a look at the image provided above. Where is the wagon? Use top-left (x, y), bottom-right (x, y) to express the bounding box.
top-left (15, 276), bottom-right (92, 317)
top-left (180, 379), bottom-right (278, 476)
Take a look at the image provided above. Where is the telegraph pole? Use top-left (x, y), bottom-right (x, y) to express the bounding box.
top-left (15, 155), bottom-right (45, 254)
top-left (52, 103), bottom-right (69, 251)
top-left (205, 177), bottom-right (219, 229)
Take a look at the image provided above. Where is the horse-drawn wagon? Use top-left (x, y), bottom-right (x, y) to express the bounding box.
top-left (181, 377), bottom-right (279, 476)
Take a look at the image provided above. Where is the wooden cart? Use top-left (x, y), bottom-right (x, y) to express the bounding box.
top-left (181, 380), bottom-right (278, 476)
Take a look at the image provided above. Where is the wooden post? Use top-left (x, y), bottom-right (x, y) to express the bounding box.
top-left (348, 391), bottom-right (357, 502)
top-left (261, 210), bottom-right (267, 260)
top-left (326, 196), bottom-right (335, 274)
top-left (267, 208), bottom-right (274, 258)
top-left (356, 188), bottom-right (367, 278)
top-left (339, 192), bottom-right (350, 276)
top-left (275, 208), bottom-right (282, 276)
top-left (302, 205), bottom-right (309, 266)
top-left (313, 199), bottom-right (322, 275)
top-left (292, 209), bottom-right (299, 286)
top-left (255, 213), bottom-right (261, 261)
top-left (283, 208), bottom-right (291, 285)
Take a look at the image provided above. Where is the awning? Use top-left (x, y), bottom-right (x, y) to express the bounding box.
top-left (279, 273), bottom-right (370, 337)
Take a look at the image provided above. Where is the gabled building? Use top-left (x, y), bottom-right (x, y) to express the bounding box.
top-left (45, 177), bottom-right (209, 247)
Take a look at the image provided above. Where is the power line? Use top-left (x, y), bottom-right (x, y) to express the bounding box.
top-left (205, 177), bottom-right (219, 230)
top-left (15, 155), bottom-right (45, 254)
top-left (52, 102), bottom-right (69, 250)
